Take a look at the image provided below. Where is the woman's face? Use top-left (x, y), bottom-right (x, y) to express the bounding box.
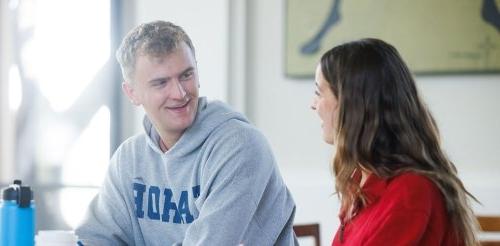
top-left (311, 64), bottom-right (339, 145)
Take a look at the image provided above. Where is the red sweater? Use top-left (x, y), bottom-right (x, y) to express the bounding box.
top-left (332, 172), bottom-right (461, 246)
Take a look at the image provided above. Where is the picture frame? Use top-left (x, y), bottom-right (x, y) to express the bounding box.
top-left (285, 0), bottom-right (500, 77)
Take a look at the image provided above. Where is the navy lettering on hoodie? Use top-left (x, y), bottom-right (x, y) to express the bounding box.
top-left (133, 183), bottom-right (199, 224)
top-left (162, 188), bottom-right (182, 223)
top-left (133, 183), bottom-right (146, 218)
top-left (148, 186), bottom-right (161, 220)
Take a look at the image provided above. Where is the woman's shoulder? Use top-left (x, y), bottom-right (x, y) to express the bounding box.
top-left (389, 172), bottom-right (436, 188)
top-left (383, 172), bottom-right (444, 210)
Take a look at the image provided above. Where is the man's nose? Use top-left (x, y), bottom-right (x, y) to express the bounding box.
top-left (170, 81), bottom-right (187, 99)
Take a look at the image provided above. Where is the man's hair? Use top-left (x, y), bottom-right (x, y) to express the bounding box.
top-left (116, 20), bottom-right (195, 82)
top-left (320, 38), bottom-right (478, 245)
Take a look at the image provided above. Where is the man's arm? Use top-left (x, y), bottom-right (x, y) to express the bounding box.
top-left (182, 125), bottom-right (296, 245)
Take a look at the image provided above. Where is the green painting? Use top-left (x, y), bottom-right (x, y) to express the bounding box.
top-left (286, 0), bottom-right (500, 77)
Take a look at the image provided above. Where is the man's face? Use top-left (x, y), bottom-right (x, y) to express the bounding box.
top-left (124, 42), bottom-right (199, 138)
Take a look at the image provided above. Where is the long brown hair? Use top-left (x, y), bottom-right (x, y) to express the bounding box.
top-left (320, 38), bottom-right (478, 245)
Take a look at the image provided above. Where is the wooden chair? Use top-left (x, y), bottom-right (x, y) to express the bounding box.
top-left (477, 215), bottom-right (500, 246)
top-left (293, 223), bottom-right (321, 246)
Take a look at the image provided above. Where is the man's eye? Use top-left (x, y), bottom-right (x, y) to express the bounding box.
top-left (181, 72), bottom-right (193, 80)
top-left (154, 80), bottom-right (166, 86)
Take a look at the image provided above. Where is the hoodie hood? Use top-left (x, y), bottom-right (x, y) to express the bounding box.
top-left (142, 97), bottom-right (249, 158)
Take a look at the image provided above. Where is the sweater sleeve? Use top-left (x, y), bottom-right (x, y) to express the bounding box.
top-left (181, 125), bottom-right (296, 246)
top-left (75, 148), bottom-right (136, 246)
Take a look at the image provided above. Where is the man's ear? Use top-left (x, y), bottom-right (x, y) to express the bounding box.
top-left (122, 82), bottom-right (140, 106)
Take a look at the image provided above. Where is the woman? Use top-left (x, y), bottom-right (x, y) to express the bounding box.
top-left (311, 38), bottom-right (478, 245)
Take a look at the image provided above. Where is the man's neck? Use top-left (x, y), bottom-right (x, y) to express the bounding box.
top-left (159, 138), bottom-right (168, 152)
top-left (158, 132), bottom-right (182, 153)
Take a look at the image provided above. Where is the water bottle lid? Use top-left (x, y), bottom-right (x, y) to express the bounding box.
top-left (1, 179), bottom-right (33, 208)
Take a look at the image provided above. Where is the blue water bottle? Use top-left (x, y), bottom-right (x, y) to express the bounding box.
top-left (0, 180), bottom-right (35, 246)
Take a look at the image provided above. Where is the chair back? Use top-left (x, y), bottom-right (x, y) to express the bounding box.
top-left (293, 223), bottom-right (320, 246)
top-left (477, 216), bottom-right (500, 246)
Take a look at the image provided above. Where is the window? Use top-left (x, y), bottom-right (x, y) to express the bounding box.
top-left (1, 0), bottom-right (122, 230)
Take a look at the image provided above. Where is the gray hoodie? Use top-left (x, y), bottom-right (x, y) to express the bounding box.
top-left (76, 97), bottom-right (298, 246)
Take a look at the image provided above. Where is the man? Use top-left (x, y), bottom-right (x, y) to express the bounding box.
top-left (76, 20), bottom-right (298, 245)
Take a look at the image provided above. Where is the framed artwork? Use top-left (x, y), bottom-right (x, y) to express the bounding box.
top-left (285, 0), bottom-right (500, 77)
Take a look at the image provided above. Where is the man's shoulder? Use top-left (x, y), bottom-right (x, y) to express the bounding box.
top-left (210, 118), bottom-right (265, 143)
top-left (121, 132), bottom-right (148, 146)
top-left (113, 132), bottom-right (151, 155)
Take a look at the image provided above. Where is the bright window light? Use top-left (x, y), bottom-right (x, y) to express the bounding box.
top-left (8, 65), bottom-right (22, 112)
top-left (60, 187), bottom-right (99, 229)
top-left (30, 0), bottom-right (110, 112)
top-left (37, 119), bottom-right (77, 169)
top-left (60, 106), bottom-right (110, 228)
top-left (62, 106), bottom-right (110, 187)
top-left (10, 0), bottom-right (115, 231)
top-left (9, 0), bottom-right (19, 10)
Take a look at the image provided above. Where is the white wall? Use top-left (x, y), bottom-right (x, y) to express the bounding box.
top-left (246, 0), bottom-right (500, 245)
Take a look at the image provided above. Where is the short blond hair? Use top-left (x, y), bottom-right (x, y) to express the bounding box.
top-left (116, 20), bottom-right (195, 82)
